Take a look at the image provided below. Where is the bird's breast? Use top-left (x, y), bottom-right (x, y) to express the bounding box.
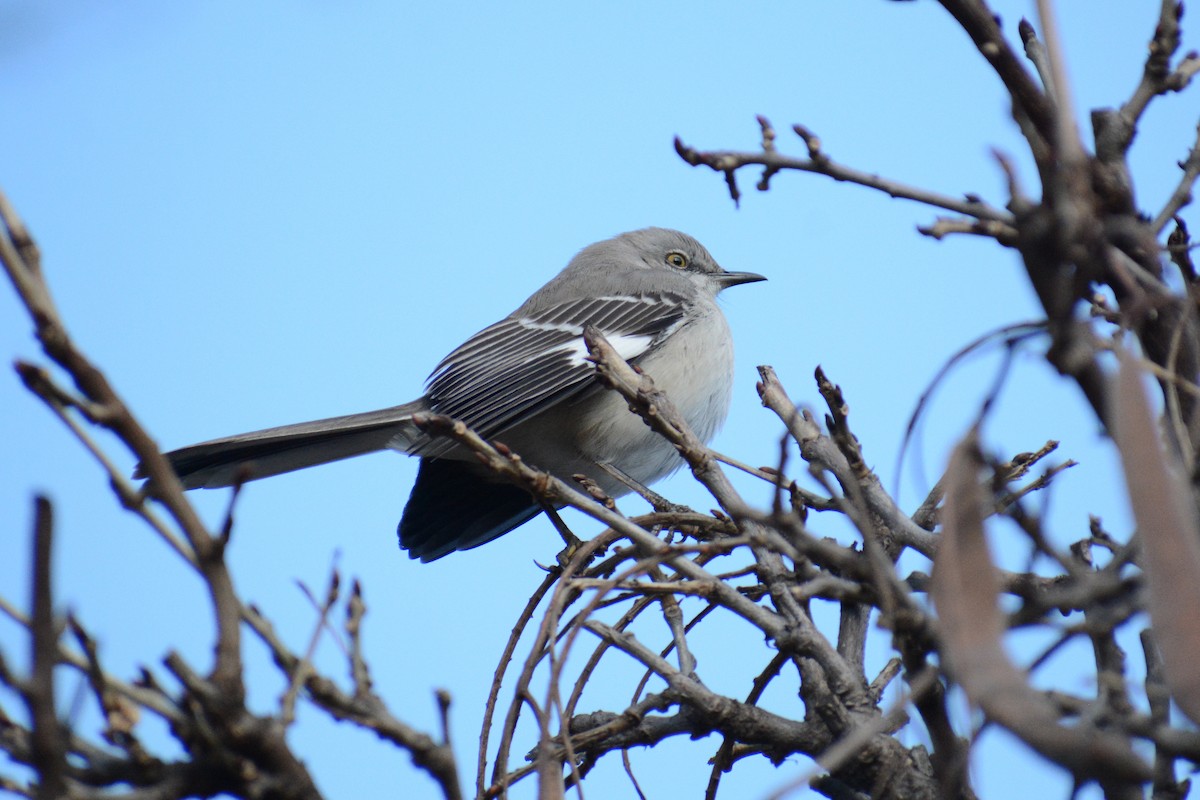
top-left (503, 304), bottom-right (735, 496)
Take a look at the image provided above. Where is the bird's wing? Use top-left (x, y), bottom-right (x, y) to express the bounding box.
top-left (415, 292), bottom-right (688, 454)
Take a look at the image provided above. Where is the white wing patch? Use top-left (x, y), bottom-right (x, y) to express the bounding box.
top-left (564, 332), bottom-right (653, 366)
top-left (544, 331), bottom-right (655, 369)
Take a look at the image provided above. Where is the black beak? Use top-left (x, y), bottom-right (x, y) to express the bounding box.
top-left (715, 270), bottom-right (767, 288)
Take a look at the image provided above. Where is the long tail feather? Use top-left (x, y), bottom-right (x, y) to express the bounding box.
top-left (141, 401), bottom-right (424, 488)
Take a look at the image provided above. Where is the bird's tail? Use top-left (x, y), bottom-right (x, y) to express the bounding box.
top-left (140, 401), bottom-right (426, 489)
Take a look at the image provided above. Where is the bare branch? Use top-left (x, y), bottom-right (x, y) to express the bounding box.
top-left (676, 126), bottom-right (1014, 223)
top-left (26, 497), bottom-right (66, 800)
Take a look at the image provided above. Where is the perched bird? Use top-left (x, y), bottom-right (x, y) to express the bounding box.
top-left (150, 228), bottom-right (764, 561)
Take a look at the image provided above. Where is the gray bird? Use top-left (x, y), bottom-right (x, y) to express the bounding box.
top-left (150, 228), bottom-right (764, 561)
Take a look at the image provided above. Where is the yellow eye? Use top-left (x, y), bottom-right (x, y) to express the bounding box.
top-left (665, 252), bottom-right (688, 269)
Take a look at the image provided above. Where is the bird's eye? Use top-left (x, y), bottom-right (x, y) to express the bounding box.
top-left (665, 252), bottom-right (688, 269)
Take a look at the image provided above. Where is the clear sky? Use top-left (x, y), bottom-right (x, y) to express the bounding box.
top-left (1, 2), bottom-right (1194, 798)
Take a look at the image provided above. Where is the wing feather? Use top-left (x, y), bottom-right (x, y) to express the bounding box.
top-left (414, 293), bottom-right (687, 454)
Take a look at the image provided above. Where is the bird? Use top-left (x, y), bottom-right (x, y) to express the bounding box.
top-left (147, 228), bottom-right (764, 561)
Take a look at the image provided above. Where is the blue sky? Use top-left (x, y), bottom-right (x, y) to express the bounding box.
top-left (1, 2), bottom-right (1195, 798)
